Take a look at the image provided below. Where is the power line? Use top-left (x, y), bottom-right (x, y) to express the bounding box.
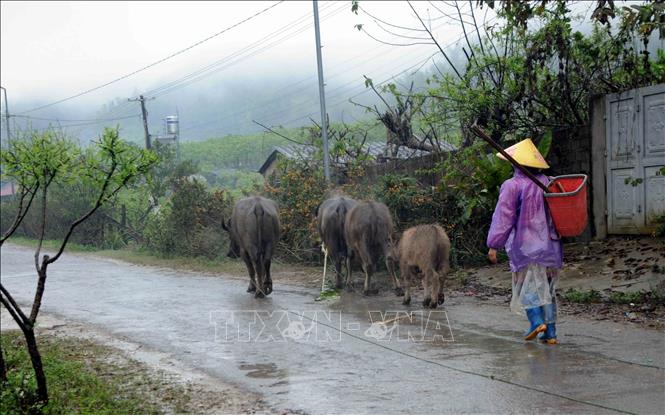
top-left (103, 2), bottom-right (342, 138)
top-left (25, 1), bottom-right (322, 139)
top-left (188, 48), bottom-right (436, 137)
top-left (252, 47), bottom-right (439, 128)
top-left (145, 2), bottom-right (346, 100)
top-left (256, 16), bottom-right (496, 130)
top-left (12, 114), bottom-right (142, 132)
top-left (19, 1), bottom-right (285, 114)
top-left (181, 11), bottom-right (464, 135)
top-left (10, 114), bottom-right (141, 123)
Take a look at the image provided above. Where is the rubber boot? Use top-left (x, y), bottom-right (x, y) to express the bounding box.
top-left (539, 323), bottom-right (558, 345)
top-left (524, 307), bottom-right (546, 341)
top-left (539, 303), bottom-right (558, 344)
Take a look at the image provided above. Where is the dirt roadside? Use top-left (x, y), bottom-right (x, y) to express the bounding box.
top-left (456, 236), bottom-right (665, 330)
top-left (0, 310), bottom-right (273, 415)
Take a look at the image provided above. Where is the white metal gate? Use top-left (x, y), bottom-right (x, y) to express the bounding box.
top-left (606, 84), bottom-right (665, 234)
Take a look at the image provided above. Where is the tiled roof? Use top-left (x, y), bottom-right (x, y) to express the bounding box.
top-left (258, 140), bottom-right (457, 174)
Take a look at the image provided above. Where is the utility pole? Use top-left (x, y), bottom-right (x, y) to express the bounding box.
top-left (0, 86), bottom-right (10, 142)
top-left (312, 0), bottom-right (331, 182)
top-left (128, 94), bottom-right (153, 149)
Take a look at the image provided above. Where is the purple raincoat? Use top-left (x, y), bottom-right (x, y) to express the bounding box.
top-left (487, 169), bottom-right (563, 272)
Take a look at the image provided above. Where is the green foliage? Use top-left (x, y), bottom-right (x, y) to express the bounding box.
top-left (143, 177), bottom-right (233, 259)
top-left (652, 213), bottom-right (665, 237)
top-left (1, 129), bottom-right (78, 190)
top-left (264, 158), bottom-right (328, 262)
top-left (1, 128), bottom-right (157, 248)
top-left (424, 0), bottom-right (665, 144)
top-left (0, 332), bottom-right (160, 415)
top-left (211, 169), bottom-right (264, 199)
top-left (180, 132), bottom-right (291, 173)
top-left (375, 174), bottom-right (437, 228)
top-left (563, 288), bottom-right (602, 303)
top-left (624, 177), bottom-right (644, 187)
top-left (608, 290), bottom-right (647, 305)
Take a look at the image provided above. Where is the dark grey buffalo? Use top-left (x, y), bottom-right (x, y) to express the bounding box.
top-left (316, 195), bottom-right (358, 288)
top-left (344, 201), bottom-right (402, 296)
top-left (222, 196), bottom-right (280, 298)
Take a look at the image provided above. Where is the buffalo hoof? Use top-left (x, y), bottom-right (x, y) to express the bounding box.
top-left (422, 297), bottom-right (432, 308)
top-left (402, 297), bottom-right (411, 306)
top-left (247, 284), bottom-right (256, 293)
top-left (264, 281), bottom-right (273, 295)
top-left (255, 291), bottom-right (265, 299)
top-left (437, 292), bottom-right (445, 305)
top-left (394, 287), bottom-right (405, 297)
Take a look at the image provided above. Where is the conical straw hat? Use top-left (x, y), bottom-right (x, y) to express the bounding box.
top-left (496, 138), bottom-right (549, 169)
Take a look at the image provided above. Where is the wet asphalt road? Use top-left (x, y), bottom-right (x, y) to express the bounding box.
top-left (1, 244), bottom-right (663, 414)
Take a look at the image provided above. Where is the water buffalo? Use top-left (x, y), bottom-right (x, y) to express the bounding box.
top-left (395, 224), bottom-right (450, 308)
top-left (316, 195), bottom-right (358, 288)
top-left (344, 201), bottom-right (402, 296)
top-left (222, 196), bottom-right (280, 298)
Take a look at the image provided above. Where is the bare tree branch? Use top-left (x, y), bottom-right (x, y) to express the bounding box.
top-left (373, 20), bottom-right (433, 41)
top-left (359, 27), bottom-right (435, 47)
top-left (359, 5), bottom-right (427, 32)
top-left (0, 293), bottom-right (28, 332)
top-left (0, 183), bottom-right (39, 245)
top-left (364, 76), bottom-right (394, 111)
top-left (407, 0), bottom-right (463, 80)
top-left (0, 284), bottom-right (30, 327)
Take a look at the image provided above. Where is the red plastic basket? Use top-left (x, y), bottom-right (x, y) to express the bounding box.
top-left (544, 174), bottom-right (588, 237)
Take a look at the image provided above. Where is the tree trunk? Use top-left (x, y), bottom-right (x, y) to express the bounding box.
top-left (0, 335), bottom-right (7, 382)
top-left (23, 327), bottom-right (48, 403)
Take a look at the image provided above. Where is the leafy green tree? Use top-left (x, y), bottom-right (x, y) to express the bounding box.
top-left (353, 0), bottom-right (664, 146)
top-left (0, 127), bottom-right (157, 405)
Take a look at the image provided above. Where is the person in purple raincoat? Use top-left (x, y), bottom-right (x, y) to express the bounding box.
top-left (487, 138), bottom-right (563, 344)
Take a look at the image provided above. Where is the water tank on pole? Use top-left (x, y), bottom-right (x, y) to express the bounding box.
top-left (165, 115), bottom-right (179, 135)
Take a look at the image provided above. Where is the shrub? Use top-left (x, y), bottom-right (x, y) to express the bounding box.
top-left (264, 159), bottom-right (327, 263)
top-left (143, 177), bottom-right (232, 259)
top-left (563, 288), bottom-right (602, 303)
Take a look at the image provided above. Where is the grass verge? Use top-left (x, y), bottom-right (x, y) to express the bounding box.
top-left (5, 237), bottom-right (320, 285)
top-left (0, 330), bottom-right (191, 414)
top-left (6, 237), bottom-right (246, 276)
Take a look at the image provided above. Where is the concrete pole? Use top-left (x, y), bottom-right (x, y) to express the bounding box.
top-left (129, 95), bottom-right (151, 149)
top-left (313, 0), bottom-right (331, 182)
top-left (0, 86), bottom-right (10, 142)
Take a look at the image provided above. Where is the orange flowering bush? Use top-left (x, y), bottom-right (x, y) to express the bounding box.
top-left (265, 158), bottom-right (327, 263)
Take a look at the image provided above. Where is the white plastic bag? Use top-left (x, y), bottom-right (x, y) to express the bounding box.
top-left (510, 263), bottom-right (553, 314)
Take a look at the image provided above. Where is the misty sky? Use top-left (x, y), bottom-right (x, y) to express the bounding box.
top-left (3, 0), bottom-right (629, 141)
top-left (1, 1), bottom-right (495, 111)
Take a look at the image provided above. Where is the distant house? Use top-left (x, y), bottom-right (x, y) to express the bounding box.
top-left (258, 141), bottom-right (457, 179)
top-left (0, 182), bottom-right (17, 200)
top-left (258, 144), bottom-right (317, 177)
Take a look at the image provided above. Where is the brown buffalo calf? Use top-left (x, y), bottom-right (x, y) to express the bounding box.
top-left (395, 224), bottom-right (450, 308)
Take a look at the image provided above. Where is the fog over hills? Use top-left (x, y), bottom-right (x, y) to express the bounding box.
top-left (3, 58), bottom-right (444, 146)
